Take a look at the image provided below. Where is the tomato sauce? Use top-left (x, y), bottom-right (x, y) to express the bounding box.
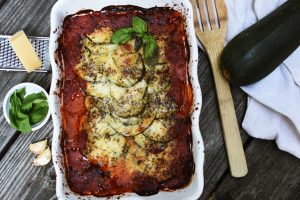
top-left (58, 6), bottom-right (194, 196)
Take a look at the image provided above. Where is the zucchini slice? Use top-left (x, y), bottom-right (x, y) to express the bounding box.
top-left (109, 52), bottom-right (144, 87)
top-left (86, 80), bottom-right (111, 99)
top-left (86, 27), bottom-right (113, 43)
top-left (109, 95), bottom-right (147, 118)
top-left (134, 133), bottom-right (168, 151)
top-left (109, 80), bottom-right (148, 117)
top-left (85, 96), bottom-right (110, 113)
top-left (143, 119), bottom-right (173, 142)
top-left (75, 62), bottom-right (105, 82)
top-left (111, 113), bottom-right (142, 126)
top-left (87, 133), bottom-right (126, 167)
top-left (125, 141), bottom-right (174, 182)
top-left (134, 134), bottom-right (150, 149)
top-left (106, 106), bottom-right (156, 136)
top-left (147, 64), bottom-right (170, 93)
top-left (86, 53), bottom-right (112, 66)
top-left (110, 79), bottom-right (147, 101)
top-left (83, 41), bottom-right (117, 55)
top-left (148, 93), bottom-right (177, 119)
top-left (89, 117), bottom-right (117, 139)
top-left (83, 39), bottom-right (117, 54)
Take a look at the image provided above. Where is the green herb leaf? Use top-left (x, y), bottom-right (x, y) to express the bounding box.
top-left (134, 37), bottom-right (143, 52)
top-left (29, 103), bottom-right (49, 125)
top-left (21, 92), bottom-right (47, 112)
top-left (16, 115), bottom-right (31, 133)
top-left (16, 88), bottom-right (26, 101)
top-left (143, 34), bottom-right (158, 65)
top-left (9, 89), bottom-right (32, 133)
top-left (143, 34), bottom-right (157, 57)
top-left (8, 87), bottom-right (48, 133)
top-left (111, 28), bottom-right (134, 44)
top-left (136, 32), bottom-right (144, 38)
top-left (111, 17), bottom-right (158, 66)
top-left (132, 16), bottom-right (147, 34)
top-left (9, 92), bottom-right (21, 130)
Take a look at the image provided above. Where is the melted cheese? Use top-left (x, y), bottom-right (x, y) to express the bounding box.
top-left (90, 117), bottom-right (116, 137)
top-left (134, 134), bottom-right (150, 149)
top-left (143, 119), bottom-right (173, 142)
top-left (81, 28), bottom-right (177, 176)
top-left (106, 106), bottom-right (156, 136)
top-left (147, 64), bottom-right (170, 93)
top-left (87, 27), bottom-right (113, 43)
top-left (87, 134), bottom-right (125, 167)
top-left (87, 81), bottom-right (110, 98)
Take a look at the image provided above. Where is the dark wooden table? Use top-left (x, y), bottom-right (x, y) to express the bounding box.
top-left (0, 0), bottom-right (299, 199)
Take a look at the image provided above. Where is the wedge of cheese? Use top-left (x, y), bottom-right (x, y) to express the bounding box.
top-left (9, 30), bottom-right (42, 72)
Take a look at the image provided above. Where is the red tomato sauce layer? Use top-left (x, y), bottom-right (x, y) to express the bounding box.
top-left (58, 6), bottom-right (194, 197)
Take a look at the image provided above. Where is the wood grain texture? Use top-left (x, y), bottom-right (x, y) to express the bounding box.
top-left (0, 0), bottom-right (300, 200)
top-left (0, 122), bottom-right (56, 200)
top-left (0, 71), bottom-right (52, 156)
top-left (0, 0), bottom-right (56, 36)
top-left (198, 50), bottom-right (250, 200)
top-left (192, 0), bottom-right (248, 177)
top-left (213, 140), bottom-right (300, 200)
top-left (0, 1), bottom-right (56, 199)
top-left (0, 0), bottom-right (54, 155)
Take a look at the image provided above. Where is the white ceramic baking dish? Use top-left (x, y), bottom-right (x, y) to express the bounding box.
top-left (49, 0), bottom-right (204, 199)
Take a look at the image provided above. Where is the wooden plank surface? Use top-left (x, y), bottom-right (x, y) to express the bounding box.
top-left (0, 0), bottom-right (299, 200)
top-left (213, 140), bottom-right (300, 200)
top-left (0, 122), bottom-right (56, 200)
top-left (197, 52), bottom-right (251, 200)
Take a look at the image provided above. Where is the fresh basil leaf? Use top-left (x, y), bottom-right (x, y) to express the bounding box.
top-left (33, 99), bottom-right (47, 105)
top-left (111, 28), bottom-right (134, 44)
top-left (9, 97), bottom-right (19, 130)
top-left (17, 115), bottom-right (32, 133)
top-left (15, 87), bottom-right (26, 101)
top-left (23, 92), bottom-right (47, 103)
top-left (8, 87), bottom-right (48, 133)
top-left (9, 89), bottom-right (32, 133)
top-left (9, 90), bottom-right (22, 129)
top-left (144, 42), bottom-right (156, 58)
top-left (135, 32), bottom-right (144, 38)
top-left (16, 107), bottom-right (32, 133)
top-left (10, 90), bottom-right (22, 106)
top-left (32, 100), bottom-right (48, 110)
top-left (143, 34), bottom-right (158, 65)
top-left (132, 16), bottom-right (147, 34)
top-left (16, 108), bottom-right (27, 118)
top-left (21, 93), bottom-right (47, 112)
top-left (134, 37), bottom-right (143, 52)
top-left (29, 105), bottom-right (49, 125)
top-left (9, 110), bottom-right (18, 129)
top-left (111, 17), bottom-right (158, 65)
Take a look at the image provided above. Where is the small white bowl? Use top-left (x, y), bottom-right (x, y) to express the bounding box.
top-left (3, 82), bottom-right (50, 132)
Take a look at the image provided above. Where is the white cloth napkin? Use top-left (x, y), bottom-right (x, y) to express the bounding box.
top-left (223, 0), bottom-right (300, 158)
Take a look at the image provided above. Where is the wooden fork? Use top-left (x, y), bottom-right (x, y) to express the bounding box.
top-left (191, 0), bottom-right (248, 177)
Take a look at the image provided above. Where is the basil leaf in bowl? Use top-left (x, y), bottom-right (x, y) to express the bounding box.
top-left (8, 86), bottom-right (49, 133)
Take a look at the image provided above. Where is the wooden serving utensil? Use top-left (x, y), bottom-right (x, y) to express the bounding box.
top-left (191, 0), bottom-right (248, 177)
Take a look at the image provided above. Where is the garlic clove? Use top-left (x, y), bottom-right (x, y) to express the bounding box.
top-left (29, 139), bottom-right (48, 155)
top-left (33, 147), bottom-right (52, 166)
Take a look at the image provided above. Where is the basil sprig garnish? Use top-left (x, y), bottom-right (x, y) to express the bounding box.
top-left (9, 87), bottom-right (49, 133)
top-left (111, 16), bottom-right (158, 66)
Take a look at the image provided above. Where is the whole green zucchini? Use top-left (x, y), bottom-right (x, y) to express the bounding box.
top-left (220, 0), bottom-right (300, 86)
